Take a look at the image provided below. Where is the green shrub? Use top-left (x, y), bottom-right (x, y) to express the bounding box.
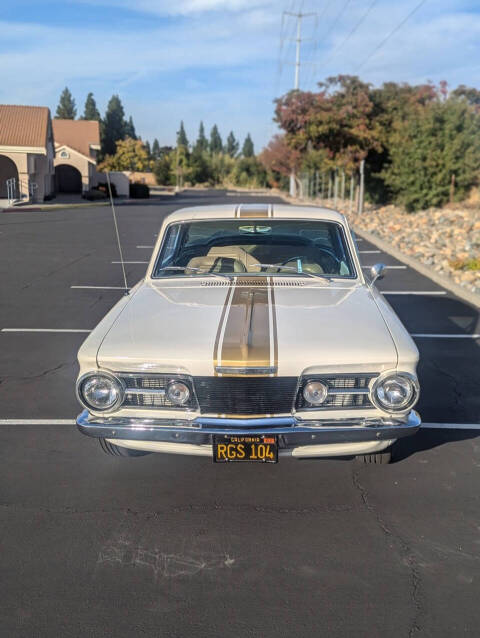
top-left (381, 99), bottom-right (480, 211)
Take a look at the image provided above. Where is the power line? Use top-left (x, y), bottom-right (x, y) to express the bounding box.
top-left (307, 0), bottom-right (353, 89)
top-left (322, 0), bottom-right (379, 67)
top-left (321, 0), bottom-right (353, 43)
top-left (355, 0), bottom-right (428, 72)
top-left (304, 0), bottom-right (333, 89)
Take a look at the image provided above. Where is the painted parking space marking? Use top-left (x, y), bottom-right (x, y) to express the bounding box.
top-left (71, 286), bottom-right (129, 290)
top-left (382, 291), bottom-right (447, 296)
top-left (112, 261), bottom-right (149, 264)
top-left (411, 333), bottom-right (480, 339)
top-left (136, 245), bottom-right (154, 249)
top-left (1, 328), bottom-right (91, 333)
top-left (359, 250), bottom-right (381, 254)
top-left (0, 419), bottom-right (76, 425)
top-left (421, 423), bottom-right (480, 430)
top-left (4, 328), bottom-right (475, 339)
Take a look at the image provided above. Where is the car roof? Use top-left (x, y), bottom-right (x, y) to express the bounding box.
top-left (163, 203), bottom-right (348, 225)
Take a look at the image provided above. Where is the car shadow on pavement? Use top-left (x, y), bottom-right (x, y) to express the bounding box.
top-left (392, 428), bottom-right (480, 462)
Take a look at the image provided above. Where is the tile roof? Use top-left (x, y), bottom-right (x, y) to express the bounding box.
top-left (52, 119), bottom-right (100, 158)
top-left (0, 104), bottom-right (51, 148)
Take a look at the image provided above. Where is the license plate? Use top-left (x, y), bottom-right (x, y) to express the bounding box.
top-left (213, 435), bottom-right (278, 463)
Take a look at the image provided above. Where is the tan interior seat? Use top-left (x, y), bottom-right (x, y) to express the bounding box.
top-left (186, 246), bottom-right (261, 273)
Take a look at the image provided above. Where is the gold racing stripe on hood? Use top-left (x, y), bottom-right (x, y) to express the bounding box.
top-left (213, 277), bottom-right (277, 376)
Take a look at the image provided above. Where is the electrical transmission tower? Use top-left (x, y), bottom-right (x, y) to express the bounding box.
top-left (283, 10), bottom-right (317, 91)
top-left (283, 10), bottom-right (317, 195)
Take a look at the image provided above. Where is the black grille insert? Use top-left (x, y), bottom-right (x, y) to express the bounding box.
top-left (194, 376), bottom-right (298, 415)
top-left (295, 374), bottom-right (377, 411)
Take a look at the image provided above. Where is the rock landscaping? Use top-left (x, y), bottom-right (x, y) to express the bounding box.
top-left (343, 204), bottom-right (480, 295)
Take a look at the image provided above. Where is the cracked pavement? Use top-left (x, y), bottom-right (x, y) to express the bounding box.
top-left (0, 190), bottom-right (479, 637)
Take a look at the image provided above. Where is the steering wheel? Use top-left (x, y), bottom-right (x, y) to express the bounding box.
top-left (280, 249), bottom-right (341, 274)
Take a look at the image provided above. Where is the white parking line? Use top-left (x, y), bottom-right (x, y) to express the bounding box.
top-left (411, 333), bottom-right (480, 339)
top-left (137, 245), bottom-right (154, 249)
top-left (422, 423), bottom-right (480, 430)
top-left (362, 265), bottom-right (407, 270)
top-left (0, 419), bottom-right (76, 425)
top-left (112, 261), bottom-right (148, 264)
top-left (382, 291), bottom-right (447, 296)
top-left (71, 286), bottom-right (128, 290)
top-left (1, 328), bottom-right (91, 333)
top-left (359, 250), bottom-right (381, 254)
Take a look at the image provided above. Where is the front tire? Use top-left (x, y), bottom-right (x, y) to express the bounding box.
top-left (99, 438), bottom-right (151, 457)
top-left (356, 450), bottom-right (392, 464)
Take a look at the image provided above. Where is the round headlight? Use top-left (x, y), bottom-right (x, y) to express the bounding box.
top-left (78, 372), bottom-right (123, 412)
top-left (166, 381), bottom-right (191, 406)
top-left (373, 373), bottom-right (418, 412)
top-left (302, 380), bottom-right (328, 406)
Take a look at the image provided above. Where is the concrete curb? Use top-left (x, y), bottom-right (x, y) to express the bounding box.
top-left (0, 193), bottom-right (176, 213)
top-left (352, 226), bottom-right (480, 310)
top-left (1, 202), bottom-right (110, 212)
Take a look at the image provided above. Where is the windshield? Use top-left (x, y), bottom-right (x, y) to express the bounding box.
top-left (153, 219), bottom-right (356, 278)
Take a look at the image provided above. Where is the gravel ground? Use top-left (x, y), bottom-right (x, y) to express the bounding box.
top-left (342, 204), bottom-right (480, 294)
top-left (278, 188), bottom-right (480, 296)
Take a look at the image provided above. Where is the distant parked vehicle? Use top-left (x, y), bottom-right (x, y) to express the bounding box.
top-left (76, 203), bottom-right (420, 464)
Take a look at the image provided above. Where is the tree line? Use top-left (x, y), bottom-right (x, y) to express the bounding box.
top-left (55, 88), bottom-right (266, 188)
top-left (55, 87), bottom-right (136, 158)
top-left (99, 119), bottom-right (266, 189)
top-left (263, 75), bottom-right (480, 211)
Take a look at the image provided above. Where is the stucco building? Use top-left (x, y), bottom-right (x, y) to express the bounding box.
top-left (52, 119), bottom-right (101, 193)
top-left (0, 105), bottom-right (55, 202)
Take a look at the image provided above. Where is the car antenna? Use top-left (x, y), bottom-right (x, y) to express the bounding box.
top-left (106, 171), bottom-right (129, 295)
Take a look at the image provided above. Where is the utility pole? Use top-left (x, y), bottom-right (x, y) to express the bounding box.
top-left (283, 10), bottom-right (317, 197)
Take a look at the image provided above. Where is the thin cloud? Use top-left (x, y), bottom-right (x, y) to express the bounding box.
top-left (1, 1), bottom-right (480, 149)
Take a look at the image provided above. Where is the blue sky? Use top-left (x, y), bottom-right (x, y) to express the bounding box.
top-left (1, 0), bottom-right (480, 151)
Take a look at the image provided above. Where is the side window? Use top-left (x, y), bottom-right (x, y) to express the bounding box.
top-left (158, 225), bottom-right (181, 268)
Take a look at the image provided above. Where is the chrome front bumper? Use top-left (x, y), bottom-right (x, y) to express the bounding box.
top-left (77, 410), bottom-right (421, 447)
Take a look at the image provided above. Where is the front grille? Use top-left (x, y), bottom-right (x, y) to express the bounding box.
top-left (296, 374), bottom-right (377, 411)
top-left (119, 374), bottom-right (197, 410)
top-left (194, 376), bottom-right (298, 415)
top-left (117, 373), bottom-right (377, 414)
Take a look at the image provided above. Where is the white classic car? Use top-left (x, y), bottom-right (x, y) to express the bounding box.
top-left (76, 203), bottom-right (420, 464)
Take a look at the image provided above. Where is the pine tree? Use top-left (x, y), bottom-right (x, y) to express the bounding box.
top-left (177, 121), bottom-right (189, 147)
top-left (225, 131), bottom-right (239, 157)
top-left (102, 95), bottom-right (126, 156)
top-left (209, 124), bottom-right (223, 154)
top-left (242, 133), bottom-right (254, 157)
top-left (194, 122), bottom-right (208, 153)
top-left (152, 138), bottom-right (161, 159)
top-left (55, 87), bottom-right (77, 119)
top-left (124, 115), bottom-right (137, 139)
top-left (145, 140), bottom-right (151, 159)
top-left (82, 92), bottom-right (100, 120)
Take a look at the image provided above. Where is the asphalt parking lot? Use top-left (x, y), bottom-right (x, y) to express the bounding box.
top-left (1, 189), bottom-right (479, 637)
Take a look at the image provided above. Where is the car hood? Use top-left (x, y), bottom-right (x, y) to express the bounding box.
top-left (96, 279), bottom-right (398, 376)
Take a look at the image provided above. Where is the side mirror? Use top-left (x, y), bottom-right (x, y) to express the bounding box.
top-left (370, 263), bottom-right (385, 284)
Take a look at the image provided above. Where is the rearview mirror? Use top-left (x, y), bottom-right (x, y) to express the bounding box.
top-left (370, 263), bottom-right (386, 284)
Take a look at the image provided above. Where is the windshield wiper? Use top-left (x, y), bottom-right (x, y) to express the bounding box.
top-left (157, 266), bottom-right (232, 280)
top-left (252, 264), bottom-right (331, 281)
